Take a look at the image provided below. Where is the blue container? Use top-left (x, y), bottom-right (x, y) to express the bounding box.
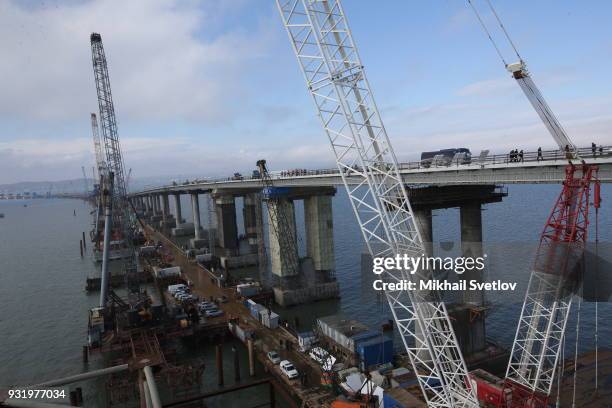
top-left (356, 337), bottom-right (394, 369)
top-left (383, 393), bottom-right (407, 408)
top-left (262, 187), bottom-right (290, 199)
top-left (351, 330), bottom-right (382, 346)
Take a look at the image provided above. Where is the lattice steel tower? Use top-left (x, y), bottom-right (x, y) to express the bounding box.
top-left (90, 33), bottom-right (138, 294)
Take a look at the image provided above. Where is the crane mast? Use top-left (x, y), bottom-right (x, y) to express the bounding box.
top-left (504, 164), bottom-right (598, 407)
top-left (91, 112), bottom-right (106, 178)
top-left (505, 62), bottom-right (575, 154)
top-left (276, 1), bottom-right (478, 406)
top-left (256, 160), bottom-right (299, 280)
top-left (467, 2), bottom-right (600, 406)
top-left (90, 32), bottom-right (138, 294)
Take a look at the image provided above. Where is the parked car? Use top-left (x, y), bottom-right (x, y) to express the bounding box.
top-left (279, 360), bottom-right (299, 379)
top-left (205, 309), bottom-right (224, 318)
top-left (309, 347), bottom-right (336, 371)
top-left (199, 304), bottom-right (218, 312)
top-left (267, 351), bottom-right (281, 365)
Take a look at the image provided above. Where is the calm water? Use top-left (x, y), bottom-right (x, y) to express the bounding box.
top-left (1, 184), bottom-right (610, 400)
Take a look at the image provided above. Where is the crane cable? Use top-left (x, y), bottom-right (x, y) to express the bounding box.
top-left (594, 191), bottom-right (600, 393)
top-left (466, 0), bottom-right (523, 67)
top-left (484, 0), bottom-right (522, 62)
top-left (571, 272), bottom-right (583, 408)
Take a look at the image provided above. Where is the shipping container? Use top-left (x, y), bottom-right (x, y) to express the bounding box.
top-left (356, 337), bottom-right (394, 370)
top-left (237, 283), bottom-right (260, 297)
top-left (250, 303), bottom-right (264, 319)
top-left (154, 266), bottom-right (181, 278)
top-left (317, 315), bottom-right (370, 352)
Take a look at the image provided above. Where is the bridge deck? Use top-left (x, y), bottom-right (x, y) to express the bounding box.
top-left (134, 147), bottom-right (612, 196)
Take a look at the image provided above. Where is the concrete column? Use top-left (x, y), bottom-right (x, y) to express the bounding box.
top-left (173, 193), bottom-right (182, 225)
top-left (191, 193), bottom-right (201, 240)
top-left (161, 193), bottom-right (170, 224)
top-left (152, 195), bottom-right (159, 214)
top-left (156, 195), bottom-right (163, 215)
top-left (413, 209), bottom-right (433, 258)
top-left (215, 195), bottom-right (238, 251)
top-left (243, 193), bottom-right (259, 247)
top-left (460, 202), bottom-right (484, 306)
top-left (304, 195), bottom-right (335, 272)
top-left (268, 198), bottom-right (299, 277)
top-left (459, 201), bottom-right (486, 355)
top-left (412, 208), bottom-right (433, 362)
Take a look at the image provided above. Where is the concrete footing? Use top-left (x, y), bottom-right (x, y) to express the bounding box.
top-left (190, 238), bottom-right (208, 249)
top-left (273, 281), bottom-right (340, 306)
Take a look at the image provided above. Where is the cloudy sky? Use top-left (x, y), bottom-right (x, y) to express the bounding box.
top-left (1, 0), bottom-right (611, 184)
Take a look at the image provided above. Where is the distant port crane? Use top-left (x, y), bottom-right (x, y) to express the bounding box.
top-left (276, 1), bottom-right (478, 406)
top-left (90, 33), bottom-right (139, 299)
top-left (468, 1), bottom-right (601, 406)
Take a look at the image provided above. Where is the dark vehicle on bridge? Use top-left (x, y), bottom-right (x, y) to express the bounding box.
top-left (420, 148), bottom-right (472, 168)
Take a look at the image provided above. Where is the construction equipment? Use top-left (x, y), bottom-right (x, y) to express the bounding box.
top-left (91, 113), bottom-right (106, 178)
top-left (256, 159), bottom-right (300, 285)
top-left (467, 2), bottom-right (602, 406)
top-left (276, 1), bottom-right (478, 406)
top-left (467, 0), bottom-right (576, 156)
top-left (90, 32), bottom-right (139, 295)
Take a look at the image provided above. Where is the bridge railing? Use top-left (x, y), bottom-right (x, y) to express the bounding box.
top-left (398, 145), bottom-right (611, 171)
top-left (166, 145), bottom-right (611, 188)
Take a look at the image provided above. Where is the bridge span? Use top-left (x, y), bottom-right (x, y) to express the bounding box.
top-left (129, 146), bottom-right (609, 313)
top-left (133, 147), bottom-right (612, 197)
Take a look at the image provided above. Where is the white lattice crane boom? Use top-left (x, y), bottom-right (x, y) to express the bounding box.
top-left (91, 112), bottom-right (106, 178)
top-left (90, 32), bottom-right (138, 295)
top-left (276, 1), bottom-right (478, 406)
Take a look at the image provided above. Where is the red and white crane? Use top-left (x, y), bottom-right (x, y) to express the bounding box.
top-left (276, 1), bottom-right (479, 406)
top-left (467, 1), bottom-right (601, 406)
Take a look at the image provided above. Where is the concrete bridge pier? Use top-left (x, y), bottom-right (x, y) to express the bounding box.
top-left (456, 201), bottom-right (486, 356)
top-left (147, 196), bottom-right (155, 219)
top-left (160, 193), bottom-right (176, 229)
top-left (190, 192), bottom-right (206, 249)
top-left (412, 208), bottom-right (433, 363)
top-left (173, 193), bottom-right (184, 225)
top-left (270, 187), bottom-right (340, 307)
top-left (269, 197), bottom-right (300, 281)
top-left (144, 196), bottom-right (152, 217)
top-left (243, 193), bottom-right (260, 252)
top-left (304, 194), bottom-right (335, 282)
top-left (150, 194), bottom-right (163, 225)
top-left (406, 184), bottom-right (506, 362)
top-left (214, 195), bottom-right (239, 256)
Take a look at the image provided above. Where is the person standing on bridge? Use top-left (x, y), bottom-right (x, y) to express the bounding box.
top-left (592, 142), bottom-right (597, 157)
top-left (537, 147), bottom-right (543, 161)
top-left (519, 150), bottom-right (524, 162)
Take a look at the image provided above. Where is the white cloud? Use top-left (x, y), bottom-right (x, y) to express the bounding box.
top-left (0, 0), bottom-right (271, 123)
top-left (457, 77), bottom-right (516, 97)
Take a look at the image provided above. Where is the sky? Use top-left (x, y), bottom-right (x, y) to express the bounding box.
top-left (1, 0), bottom-right (611, 184)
